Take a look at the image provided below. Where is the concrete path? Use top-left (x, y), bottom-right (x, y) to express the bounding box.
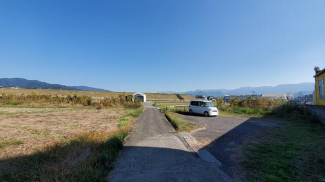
top-left (109, 102), bottom-right (231, 182)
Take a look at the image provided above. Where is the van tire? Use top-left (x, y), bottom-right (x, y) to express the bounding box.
top-left (204, 111), bottom-right (209, 117)
top-left (189, 109), bottom-right (193, 114)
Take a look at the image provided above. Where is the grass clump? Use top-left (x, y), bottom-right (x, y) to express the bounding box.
top-left (165, 111), bottom-right (196, 132)
top-left (119, 107), bottom-right (143, 122)
top-left (0, 139), bottom-right (23, 150)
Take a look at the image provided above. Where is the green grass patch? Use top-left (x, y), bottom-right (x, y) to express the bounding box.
top-left (0, 139), bottom-right (23, 150)
top-left (117, 121), bottom-right (129, 128)
top-left (241, 119), bottom-right (325, 181)
top-left (219, 107), bottom-right (271, 117)
top-left (119, 107), bottom-right (143, 122)
top-left (2, 101), bottom-right (26, 106)
top-left (165, 111), bottom-right (196, 132)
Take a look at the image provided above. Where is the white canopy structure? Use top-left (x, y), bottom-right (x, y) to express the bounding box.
top-left (133, 92), bottom-right (146, 102)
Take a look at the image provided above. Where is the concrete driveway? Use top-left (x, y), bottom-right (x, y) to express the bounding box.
top-left (179, 114), bottom-right (283, 178)
top-left (109, 102), bottom-right (231, 182)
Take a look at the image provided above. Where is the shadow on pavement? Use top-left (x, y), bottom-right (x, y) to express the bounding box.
top-left (176, 111), bottom-right (283, 178)
top-left (0, 143), bottom-right (230, 182)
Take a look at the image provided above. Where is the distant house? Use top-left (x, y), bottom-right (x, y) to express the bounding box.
top-left (0, 86), bottom-right (3, 88)
top-left (314, 67), bottom-right (325, 105)
top-left (295, 94), bottom-right (313, 105)
top-left (207, 96), bottom-right (216, 101)
top-left (261, 93), bottom-right (288, 100)
top-left (195, 95), bottom-right (206, 100)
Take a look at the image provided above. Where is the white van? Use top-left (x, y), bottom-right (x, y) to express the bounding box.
top-left (189, 100), bottom-right (219, 117)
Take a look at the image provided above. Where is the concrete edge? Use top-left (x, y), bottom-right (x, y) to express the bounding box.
top-left (179, 132), bottom-right (222, 167)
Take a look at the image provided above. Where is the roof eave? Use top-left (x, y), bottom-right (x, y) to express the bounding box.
top-left (314, 69), bottom-right (325, 78)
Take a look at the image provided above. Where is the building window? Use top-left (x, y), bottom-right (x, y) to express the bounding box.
top-left (319, 78), bottom-right (324, 99)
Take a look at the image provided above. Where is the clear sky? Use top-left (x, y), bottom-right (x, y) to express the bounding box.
top-left (1, 0), bottom-right (324, 92)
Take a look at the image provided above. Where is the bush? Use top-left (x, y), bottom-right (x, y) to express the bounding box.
top-left (229, 97), bottom-right (285, 111)
top-left (0, 93), bottom-right (142, 109)
top-left (270, 101), bottom-right (314, 122)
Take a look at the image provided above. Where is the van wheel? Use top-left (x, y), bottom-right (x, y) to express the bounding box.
top-left (189, 109), bottom-right (193, 114)
top-left (204, 112), bottom-right (209, 117)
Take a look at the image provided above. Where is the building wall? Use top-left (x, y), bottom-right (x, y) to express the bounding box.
top-left (315, 72), bottom-right (325, 105)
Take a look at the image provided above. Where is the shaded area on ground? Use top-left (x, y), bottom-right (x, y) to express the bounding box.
top-left (179, 113), bottom-right (284, 178)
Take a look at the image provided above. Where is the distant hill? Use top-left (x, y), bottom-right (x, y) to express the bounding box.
top-left (162, 83), bottom-right (314, 98)
top-left (0, 78), bottom-right (109, 91)
top-left (69, 86), bottom-right (107, 91)
top-left (227, 83), bottom-right (314, 95)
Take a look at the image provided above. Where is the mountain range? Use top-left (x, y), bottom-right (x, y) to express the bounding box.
top-left (0, 78), bottom-right (314, 96)
top-left (162, 83), bottom-right (314, 97)
top-left (0, 78), bottom-right (109, 91)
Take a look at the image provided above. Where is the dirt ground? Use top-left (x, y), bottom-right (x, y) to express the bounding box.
top-left (0, 108), bottom-right (130, 159)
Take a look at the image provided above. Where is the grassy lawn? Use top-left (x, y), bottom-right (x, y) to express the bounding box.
top-left (240, 109), bottom-right (325, 181)
top-left (154, 102), bottom-right (197, 132)
top-left (0, 105), bottom-right (143, 181)
top-left (165, 112), bottom-right (197, 132)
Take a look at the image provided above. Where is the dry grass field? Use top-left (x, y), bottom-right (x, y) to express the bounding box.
top-left (0, 108), bottom-right (128, 159)
top-left (0, 88), bottom-right (194, 101)
top-left (0, 89), bottom-right (194, 181)
top-left (0, 97), bottom-right (143, 181)
top-left (0, 88), bottom-right (128, 98)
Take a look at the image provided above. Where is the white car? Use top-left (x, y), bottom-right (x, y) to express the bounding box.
top-left (189, 100), bottom-right (219, 117)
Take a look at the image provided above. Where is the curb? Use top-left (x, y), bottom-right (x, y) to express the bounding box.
top-left (179, 132), bottom-right (222, 167)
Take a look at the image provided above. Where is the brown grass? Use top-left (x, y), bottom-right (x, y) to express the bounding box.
top-left (0, 106), bottom-right (143, 181)
top-left (0, 108), bottom-right (129, 159)
top-left (0, 88), bottom-right (194, 101)
top-left (0, 88), bottom-right (129, 98)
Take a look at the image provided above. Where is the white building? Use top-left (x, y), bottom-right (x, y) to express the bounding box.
top-left (133, 92), bottom-right (146, 102)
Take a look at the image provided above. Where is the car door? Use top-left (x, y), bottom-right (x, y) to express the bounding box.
top-left (191, 101), bottom-right (198, 113)
top-left (197, 101), bottom-right (205, 114)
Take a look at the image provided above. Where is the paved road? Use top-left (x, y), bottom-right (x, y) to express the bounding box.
top-left (180, 114), bottom-right (283, 178)
top-left (109, 102), bottom-right (231, 182)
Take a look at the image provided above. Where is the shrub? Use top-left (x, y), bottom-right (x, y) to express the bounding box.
top-left (270, 101), bottom-right (314, 122)
top-left (228, 97), bottom-right (285, 111)
top-left (0, 93), bottom-right (142, 108)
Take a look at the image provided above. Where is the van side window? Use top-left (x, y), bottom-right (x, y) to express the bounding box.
top-left (191, 101), bottom-right (198, 106)
top-left (198, 102), bottom-right (203, 106)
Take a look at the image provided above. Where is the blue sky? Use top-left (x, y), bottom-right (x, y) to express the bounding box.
top-left (1, 0), bottom-right (324, 92)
